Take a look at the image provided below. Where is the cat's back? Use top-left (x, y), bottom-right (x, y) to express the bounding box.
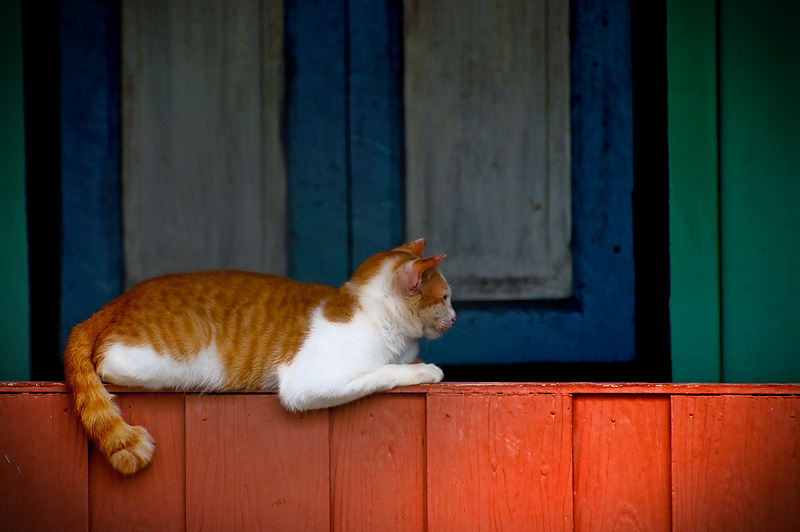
top-left (122, 270), bottom-right (336, 311)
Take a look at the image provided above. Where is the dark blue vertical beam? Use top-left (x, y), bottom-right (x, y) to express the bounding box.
top-left (59, 0), bottom-right (122, 348)
top-left (568, 0), bottom-right (635, 358)
top-left (285, 0), bottom-right (350, 285)
top-left (347, 0), bottom-right (405, 265)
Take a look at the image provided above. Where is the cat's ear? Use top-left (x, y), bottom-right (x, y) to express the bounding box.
top-left (396, 238), bottom-right (426, 258)
top-left (396, 254), bottom-right (446, 295)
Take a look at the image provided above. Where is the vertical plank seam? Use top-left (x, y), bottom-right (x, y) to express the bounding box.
top-left (329, 407), bottom-right (335, 532)
top-left (86, 393), bottom-right (92, 532)
top-left (422, 391), bottom-right (429, 532)
top-left (570, 392), bottom-right (577, 532)
top-left (181, 393), bottom-right (188, 532)
top-left (667, 394), bottom-right (675, 532)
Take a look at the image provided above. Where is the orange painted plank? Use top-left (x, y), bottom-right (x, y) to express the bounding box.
top-left (672, 396), bottom-right (800, 532)
top-left (330, 394), bottom-right (426, 531)
top-left (573, 396), bottom-right (671, 532)
top-left (0, 393), bottom-right (89, 532)
top-left (185, 395), bottom-right (330, 531)
top-left (400, 382), bottom-right (800, 396)
top-left (89, 393), bottom-right (185, 531)
top-left (427, 393), bottom-right (573, 531)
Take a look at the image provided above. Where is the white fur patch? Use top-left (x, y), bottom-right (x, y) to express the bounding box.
top-left (97, 343), bottom-right (226, 391)
top-left (277, 301), bottom-right (435, 411)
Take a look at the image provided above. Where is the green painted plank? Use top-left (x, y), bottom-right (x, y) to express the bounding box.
top-left (667, 0), bottom-right (721, 382)
top-left (719, 0), bottom-right (800, 382)
top-left (0, 0), bottom-right (30, 380)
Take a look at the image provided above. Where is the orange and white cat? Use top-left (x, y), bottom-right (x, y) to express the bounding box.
top-left (64, 239), bottom-right (455, 474)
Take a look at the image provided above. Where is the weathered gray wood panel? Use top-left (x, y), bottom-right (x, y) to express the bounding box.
top-left (404, 0), bottom-right (571, 300)
top-left (122, 0), bottom-right (285, 288)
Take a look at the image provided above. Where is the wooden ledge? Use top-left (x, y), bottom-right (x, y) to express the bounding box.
top-left (2, 381), bottom-right (799, 396)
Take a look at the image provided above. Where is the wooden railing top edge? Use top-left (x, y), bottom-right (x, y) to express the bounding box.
top-left (2, 381), bottom-right (800, 396)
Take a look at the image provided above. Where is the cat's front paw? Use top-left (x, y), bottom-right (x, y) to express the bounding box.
top-left (410, 363), bottom-right (444, 384)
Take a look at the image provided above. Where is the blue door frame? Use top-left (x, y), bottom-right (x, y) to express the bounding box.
top-left (52, 0), bottom-right (637, 373)
top-left (284, 0), bottom-right (635, 366)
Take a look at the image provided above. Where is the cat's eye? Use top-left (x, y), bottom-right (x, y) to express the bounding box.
top-left (443, 294), bottom-right (449, 302)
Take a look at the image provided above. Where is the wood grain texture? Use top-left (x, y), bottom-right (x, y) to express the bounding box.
top-left (672, 395), bottom-right (800, 532)
top-left (185, 395), bottom-right (330, 531)
top-left (122, 0), bottom-right (286, 287)
top-left (0, 393), bottom-right (88, 532)
top-left (330, 394), bottom-right (426, 531)
top-left (426, 393), bottom-right (573, 531)
top-left (404, 0), bottom-right (572, 300)
top-left (573, 396), bottom-right (671, 532)
top-left (89, 393), bottom-right (186, 532)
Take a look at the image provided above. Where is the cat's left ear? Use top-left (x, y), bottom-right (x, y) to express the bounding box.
top-left (395, 238), bottom-right (426, 258)
top-left (396, 255), bottom-right (446, 295)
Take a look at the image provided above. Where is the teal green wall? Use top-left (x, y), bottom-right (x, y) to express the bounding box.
top-left (669, 0), bottom-right (800, 382)
top-left (719, 0), bottom-right (800, 382)
top-left (0, 0), bottom-right (31, 380)
top-left (667, 0), bottom-right (721, 382)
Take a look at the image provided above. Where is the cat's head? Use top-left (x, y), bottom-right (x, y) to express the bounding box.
top-left (349, 239), bottom-right (456, 339)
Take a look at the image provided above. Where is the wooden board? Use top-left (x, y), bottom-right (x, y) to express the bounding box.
top-left (330, 394), bottom-right (426, 531)
top-left (0, 393), bottom-right (88, 532)
top-left (283, 0), bottom-right (350, 285)
top-left (666, 0), bottom-right (721, 382)
top-left (122, 0), bottom-right (286, 287)
top-left (717, 1), bottom-right (800, 382)
top-left (5, 381), bottom-right (800, 396)
top-left (89, 393), bottom-right (186, 531)
top-left (346, 0), bottom-right (405, 267)
top-left (404, 0), bottom-right (571, 300)
top-left (573, 396), bottom-right (671, 532)
top-left (672, 395), bottom-right (800, 532)
top-left (426, 393), bottom-right (573, 531)
top-left (185, 395), bottom-right (330, 531)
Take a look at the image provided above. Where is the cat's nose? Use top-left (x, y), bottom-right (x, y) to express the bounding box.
top-left (451, 312), bottom-right (457, 323)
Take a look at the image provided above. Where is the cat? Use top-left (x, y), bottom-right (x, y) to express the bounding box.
top-left (64, 238), bottom-right (455, 475)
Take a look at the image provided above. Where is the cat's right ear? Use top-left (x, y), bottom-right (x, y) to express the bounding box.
top-left (395, 255), bottom-right (446, 296)
top-left (396, 238), bottom-right (426, 257)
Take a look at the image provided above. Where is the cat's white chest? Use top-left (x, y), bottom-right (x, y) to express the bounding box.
top-left (276, 306), bottom-right (427, 411)
top-left (302, 308), bottom-right (416, 367)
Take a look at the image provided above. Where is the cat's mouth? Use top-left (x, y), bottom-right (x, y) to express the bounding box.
top-left (423, 316), bottom-right (456, 339)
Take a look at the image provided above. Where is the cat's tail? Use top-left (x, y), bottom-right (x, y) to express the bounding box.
top-left (64, 318), bottom-right (154, 475)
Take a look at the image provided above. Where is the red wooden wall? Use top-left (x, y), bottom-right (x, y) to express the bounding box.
top-left (1, 383), bottom-right (799, 531)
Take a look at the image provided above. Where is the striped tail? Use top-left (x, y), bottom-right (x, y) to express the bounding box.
top-left (63, 320), bottom-right (154, 474)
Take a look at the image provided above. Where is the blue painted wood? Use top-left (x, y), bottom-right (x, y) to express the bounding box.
top-left (423, 0), bottom-right (636, 364)
top-left (55, 0), bottom-right (635, 367)
top-left (285, 0), bottom-right (350, 286)
top-left (347, 0), bottom-right (405, 266)
top-left (59, 0), bottom-right (122, 349)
